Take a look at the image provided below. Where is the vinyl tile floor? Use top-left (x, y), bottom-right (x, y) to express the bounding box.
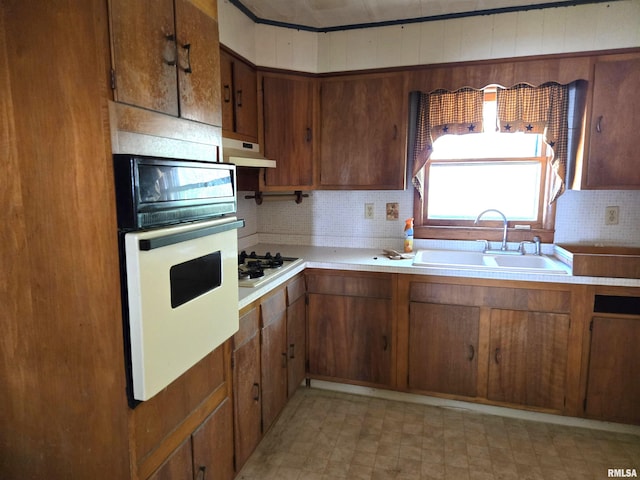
top-left (237, 387), bottom-right (640, 480)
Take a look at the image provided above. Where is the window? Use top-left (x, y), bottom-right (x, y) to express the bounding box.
top-left (426, 89), bottom-right (549, 226)
top-left (410, 83), bottom-right (579, 244)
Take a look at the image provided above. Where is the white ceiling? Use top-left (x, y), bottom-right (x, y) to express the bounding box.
top-left (231, 0), bottom-right (612, 30)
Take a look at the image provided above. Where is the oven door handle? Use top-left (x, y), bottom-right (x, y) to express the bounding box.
top-left (138, 219), bottom-right (245, 251)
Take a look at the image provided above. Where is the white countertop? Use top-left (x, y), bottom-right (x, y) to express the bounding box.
top-left (238, 244), bottom-right (640, 310)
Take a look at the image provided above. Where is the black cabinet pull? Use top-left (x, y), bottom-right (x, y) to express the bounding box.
top-left (306, 127), bottom-right (312, 142)
top-left (252, 382), bottom-right (260, 401)
top-left (596, 115), bottom-right (603, 133)
top-left (181, 43), bottom-right (192, 73)
top-left (468, 344), bottom-right (475, 361)
top-left (281, 352), bottom-right (287, 368)
top-left (223, 85), bottom-right (231, 102)
top-left (236, 89), bottom-right (243, 107)
top-left (196, 466), bottom-right (206, 480)
top-left (382, 335), bottom-right (388, 351)
top-left (393, 124), bottom-right (398, 140)
top-left (289, 343), bottom-right (295, 359)
top-left (494, 347), bottom-right (501, 364)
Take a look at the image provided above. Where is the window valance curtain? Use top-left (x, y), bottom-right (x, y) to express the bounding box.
top-left (411, 82), bottom-right (571, 203)
top-left (496, 82), bottom-right (569, 201)
top-left (412, 87), bottom-right (484, 198)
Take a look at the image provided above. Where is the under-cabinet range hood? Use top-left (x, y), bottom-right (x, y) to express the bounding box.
top-left (222, 137), bottom-right (276, 168)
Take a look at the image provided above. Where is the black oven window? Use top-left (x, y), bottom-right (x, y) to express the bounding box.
top-left (170, 252), bottom-right (222, 308)
top-left (138, 164), bottom-right (233, 203)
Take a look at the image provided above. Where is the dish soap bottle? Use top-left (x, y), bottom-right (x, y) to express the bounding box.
top-left (404, 218), bottom-right (414, 253)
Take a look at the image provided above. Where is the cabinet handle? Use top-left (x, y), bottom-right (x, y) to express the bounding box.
top-left (393, 124), bottom-right (398, 140)
top-left (382, 335), bottom-right (388, 351)
top-left (282, 352), bottom-right (287, 368)
top-left (252, 382), bottom-right (260, 401)
top-left (468, 344), bottom-right (475, 361)
top-left (181, 43), bottom-right (192, 74)
top-left (196, 466), bottom-right (206, 480)
top-left (289, 343), bottom-right (295, 359)
top-left (596, 115), bottom-right (603, 133)
top-left (223, 85), bottom-right (231, 103)
top-left (494, 347), bottom-right (501, 364)
top-left (164, 33), bottom-right (177, 66)
top-left (306, 127), bottom-right (312, 142)
top-left (236, 89), bottom-right (243, 107)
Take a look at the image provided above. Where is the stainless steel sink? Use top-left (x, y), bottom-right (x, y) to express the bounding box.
top-left (413, 249), bottom-right (569, 274)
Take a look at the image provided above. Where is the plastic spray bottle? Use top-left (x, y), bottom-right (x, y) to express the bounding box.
top-left (404, 218), bottom-right (414, 253)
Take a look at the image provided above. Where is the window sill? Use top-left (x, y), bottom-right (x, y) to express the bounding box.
top-left (414, 225), bottom-right (554, 244)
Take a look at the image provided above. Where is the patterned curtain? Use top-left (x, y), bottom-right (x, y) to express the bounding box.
top-left (496, 82), bottom-right (569, 202)
top-left (412, 87), bottom-right (484, 198)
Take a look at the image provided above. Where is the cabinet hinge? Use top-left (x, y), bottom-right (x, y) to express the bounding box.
top-left (589, 319), bottom-right (594, 331)
top-left (231, 356), bottom-right (235, 369)
top-left (305, 294), bottom-right (309, 306)
top-left (110, 68), bottom-right (116, 90)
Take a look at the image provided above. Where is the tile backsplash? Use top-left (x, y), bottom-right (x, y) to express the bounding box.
top-left (237, 188), bottom-right (640, 249)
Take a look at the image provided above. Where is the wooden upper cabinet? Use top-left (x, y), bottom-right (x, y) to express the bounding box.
top-left (220, 49), bottom-right (258, 142)
top-left (174, 0), bottom-right (221, 126)
top-left (110, 0), bottom-right (221, 126)
top-left (262, 74), bottom-right (316, 190)
top-left (585, 55), bottom-right (640, 189)
top-left (319, 73), bottom-right (407, 189)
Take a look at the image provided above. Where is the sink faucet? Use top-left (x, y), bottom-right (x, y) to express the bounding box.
top-left (474, 209), bottom-right (508, 251)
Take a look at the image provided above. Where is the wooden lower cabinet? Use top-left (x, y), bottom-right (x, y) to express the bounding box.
top-left (487, 309), bottom-right (570, 411)
top-left (585, 315), bottom-right (640, 425)
top-left (408, 303), bottom-right (479, 397)
top-left (232, 307), bottom-right (262, 470)
top-left (147, 437), bottom-right (193, 480)
top-left (260, 288), bottom-right (288, 432)
top-left (403, 277), bottom-right (574, 414)
top-left (307, 270), bottom-right (394, 387)
top-left (233, 274), bottom-right (307, 472)
top-left (287, 275), bottom-right (307, 396)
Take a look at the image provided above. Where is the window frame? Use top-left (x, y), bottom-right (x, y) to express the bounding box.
top-left (413, 140), bottom-right (557, 244)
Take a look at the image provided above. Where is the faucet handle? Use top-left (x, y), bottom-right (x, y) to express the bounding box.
top-left (518, 240), bottom-right (534, 255)
top-left (533, 236), bottom-right (542, 255)
top-left (476, 239), bottom-right (490, 252)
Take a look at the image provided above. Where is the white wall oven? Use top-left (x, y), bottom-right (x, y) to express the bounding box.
top-left (113, 155), bottom-right (243, 406)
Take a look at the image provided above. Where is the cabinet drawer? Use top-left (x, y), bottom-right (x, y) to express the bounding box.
top-left (234, 307), bottom-right (259, 349)
top-left (409, 282), bottom-right (570, 313)
top-left (261, 288), bottom-right (286, 327)
top-left (286, 275), bottom-right (306, 305)
top-left (306, 271), bottom-right (392, 299)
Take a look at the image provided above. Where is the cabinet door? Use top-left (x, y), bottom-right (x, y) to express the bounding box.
top-left (233, 58), bottom-right (258, 141)
top-left (263, 75), bottom-right (315, 189)
top-left (586, 57), bottom-right (640, 188)
top-left (174, 0), bottom-right (222, 126)
top-left (146, 437), bottom-right (192, 480)
top-left (287, 291), bottom-right (307, 397)
top-left (192, 398), bottom-right (234, 480)
top-left (585, 316), bottom-right (640, 425)
top-left (488, 309), bottom-right (569, 410)
top-left (232, 334), bottom-right (261, 469)
top-left (110, 0), bottom-right (179, 116)
top-left (308, 294), bottom-right (392, 386)
top-left (409, 303), bottom-right (479, 397)
top-left (260, 298), bottom-right (288, 432)
top-left (220, 50), bottom-right (235, 133)
top-left (319, 73), bottom-right (406, 189)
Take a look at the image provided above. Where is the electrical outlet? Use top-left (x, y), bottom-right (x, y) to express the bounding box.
top-left (365, 203), bottom-right (374, 219)
top-left (605, 206), bottom-right (619, 225)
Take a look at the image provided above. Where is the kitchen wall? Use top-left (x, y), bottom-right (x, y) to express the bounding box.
top-left (222, 0), bottom-right (640, 249)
